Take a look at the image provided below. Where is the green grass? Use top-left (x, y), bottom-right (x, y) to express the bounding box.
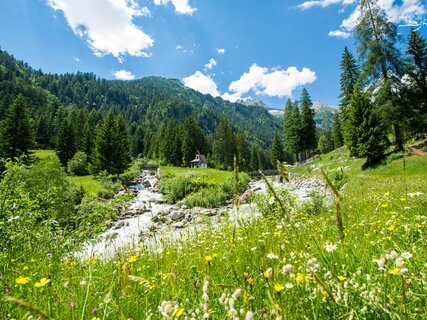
top-left (1, 155), bottom-right (427, 319)
top-left (31, 149), bottom-right (56, 159)
top-left (160, 166), bottom-right (234, 184)
top-left (70, 175), bottom-right (106, 195)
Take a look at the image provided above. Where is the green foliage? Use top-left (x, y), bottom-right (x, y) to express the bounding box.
top-left (56, 118), bottom-right (77, 166)
top-left (283, 99), bottom-right (300, 163)
top-left (70, 175), bottom-right (106, 196)
top-left (181, 116), bottom-right (207, 166)
top-left (318, 131), bottom-right (334, 154)
top-left (331, 112), bottom-right (344, 149)
top-left (0, 94), bottom-right (33, 159)
top-left (339, 47), bottom-right (361, 109)
top-left (299, 88), bottom-right (317, 158)
top-left (212, 117), bottom-right (235, 170)
top-left (91, 111), bottom-right (131, 176)
top-left (270, 131), bottom-right (285, 165)
top-left (67, 151), bottom-right (88, 176)
top-left (347, 88), bottom-right (389, 166)
top-left (159, 166), bottom-right (249, 207)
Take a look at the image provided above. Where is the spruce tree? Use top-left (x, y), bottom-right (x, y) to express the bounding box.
top-left (213, 117), bottom-right (235, 170)
top-left (283, 99), bottom-right (300, 163)
top-left (405, 29), bottom-right (427, 136)
top-left (161, 119), bottom-right (182, 166)
top-left (347, 88), bottom-right (389, 165)
top-left (271, 131), bottom-right (284, 165)
top-left (0, 94), bottom-right (33, 160)
top-left (91, 110), bottom-right (118, 175)
top-left (235, 132), bottom-right (249, 171)
top-left (114, 114), bottom-right (132, 175)
top-left (331, 112), bottom-right (344, 149)
top-left (56, 118), bottom-right (77, 166)
top-left (249, 146), bottom-right (259, 171)
top-left (181, 116), bottom-right (207, 166)
top-left (299, 88), bottom-right (317, 159)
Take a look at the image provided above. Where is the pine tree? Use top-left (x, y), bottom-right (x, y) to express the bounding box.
top-left (405, 29), bottom-right (427, 136)
top-left (249, 146), bottom-right (259, 171)
top-left (161, 119), bottom-right (182, 166)
top-left (283, 99), bottom-right (300, 163)
top-left (0, 94), bottom-right (33, 159)
top-left (331, 112), bottom-right (344, 149)
top-left (213, 117), bottom-right (235, 170)
top-left (271, 131), bottom-right (284, 165)
top-left (235, 132), bottom-right (249, 171)
top-left (91, 110), bottom-right (119, 175)
top-left (339, 47), bottom-right (361, 108)
top-left (56, 118), bottom-right (77, 166)
top-left (114, 114), bottom-right (132, 175)
top-left (355, 0), bottom-right (405, 151)
top-left (347, 88), bottom-right (389, 165)
top-left (181, 117), bottom-right (207, 166)
top-left (299, 89), bottom-right (317, 159)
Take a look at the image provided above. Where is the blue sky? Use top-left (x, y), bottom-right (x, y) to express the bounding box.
top-left (0, 0), bottom-right (426, 108)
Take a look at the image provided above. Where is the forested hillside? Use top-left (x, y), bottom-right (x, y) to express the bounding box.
top-left (0, 48), bottom-right (283, 172)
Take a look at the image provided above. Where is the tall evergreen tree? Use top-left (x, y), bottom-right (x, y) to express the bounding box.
top-left (213, 117), bottom-right (235, 170)
top-left (347, 88), bottom-right (388, 165)
top-left (283, 99), bottom-right (300, 163)
top-left (339, 47), bottom-right (361, 108)
top-left (235, 132), bottom-right (250, 171)
top-left (161, 119), bottom-right (183, 166)
top-left (0, 94), bottom-right (33, 159)
top-left (249, 146), bottom-right (259, 171)
top-left (181, 116), bottom-right (207, 166)
top-left (405, 29), bottom-right (427, 136)
top-left (56, 118), bottom-right (77, 166)
top-left (270, 131), bottom-right (285, 165)
top-left (299, 88), bottom-right (317, 159)
top-left (114, 114), bottom-right (132, 175)
top-left (355, 0), bottom-right (405, 151)
top-left (331, 111), bottom-right (344, 149)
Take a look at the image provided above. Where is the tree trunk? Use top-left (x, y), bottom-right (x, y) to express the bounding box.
top-left (393, 123), bottom-right (404, 152)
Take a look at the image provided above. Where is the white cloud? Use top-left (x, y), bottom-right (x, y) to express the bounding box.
top-left (113, 69), bottom-right (135, 80)
top-left (183, 71), bottom-right (220, 97)
top-left (47, 0), bottom-right (154, 60)
top-left (153, 0), bottom-right (197, 15)
top-left (328, 30), bottom-right (351, 38)
top-left (204, 58), bottom-right (217, 70)
top-left (297, 0), bottom-right (426, 38)
top-left (298, 0), bottom-right (355, 10)
top-left (216, 48), bottom-right (225, 55)
top-left (73, 56), bottom-right (81, 62)
top-left (225, 64), bottom-right (316, 101)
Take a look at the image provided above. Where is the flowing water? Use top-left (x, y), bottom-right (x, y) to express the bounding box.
top-left (78, 178), bottom-right (320, 259)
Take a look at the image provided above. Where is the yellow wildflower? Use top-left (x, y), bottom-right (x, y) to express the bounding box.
top-left (128, 256), bottom-right (137, 263)
top-left (35, 278), bottom-right (51, 288)
top-left (15, 276), bottom-right (30, 285)
top-left (247, 277), bottom-right (253, 285)
top-left (23, 265), bottom-right (29, 270)
top-left (172, 307), bottom-right (184, 318)
top-left (381, 203), bottom-right (388, 208)
top-left (205, 255), bottom-right (213, 263)
top-left (295, 273), bottom-right (310, 284)
top-left (337, 275), bottom-right (346, 282)
top-left (274, 283), bottom-right (285, 293)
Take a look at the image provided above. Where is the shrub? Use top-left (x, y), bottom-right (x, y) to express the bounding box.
top-left (182, 186), bottom-right (229, 208)
top-left (67, 151), bottom-right (89, 176)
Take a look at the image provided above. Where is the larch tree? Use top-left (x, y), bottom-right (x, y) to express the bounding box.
top-left (355, 0), bottom-right (404, 151)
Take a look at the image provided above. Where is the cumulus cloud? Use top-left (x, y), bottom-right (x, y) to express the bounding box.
top-left (298, 0), bottom-right (355, 10)
top-left (216, 48), bottom-right (225, 55)
top-left (204, 58), bottom-right (217, 70)
top-left (328, 30), bottom-right (351, 38)
top-left (47, 0), bottom-right (154, 60)
top-left (223, 64), bottom-right (316, 102)
top-left (183, 71), bottom-right (220, 97)
top-left (297, 0), bottom-right (426, 38)
top-left (153, 0), bottom-right (197, 15)
top-left (113, 69), bottom-right (135, 80)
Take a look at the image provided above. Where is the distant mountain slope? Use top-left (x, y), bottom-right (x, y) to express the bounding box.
top-left (0, 49), bottom-right (282, 149)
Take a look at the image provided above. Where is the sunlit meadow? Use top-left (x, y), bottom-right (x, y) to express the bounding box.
top-left (1, 153), bottom-right (426, 319)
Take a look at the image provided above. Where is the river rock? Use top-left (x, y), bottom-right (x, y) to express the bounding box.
top-left (172, 221), bottom-right (185, 229)
top-left (105, 232), bottom-right (118, 241)
top-left (170, 210), bottom-right (184, 221)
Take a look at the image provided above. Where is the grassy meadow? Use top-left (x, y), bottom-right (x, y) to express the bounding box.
top-left (1, 151), bottom-right (427, 319)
